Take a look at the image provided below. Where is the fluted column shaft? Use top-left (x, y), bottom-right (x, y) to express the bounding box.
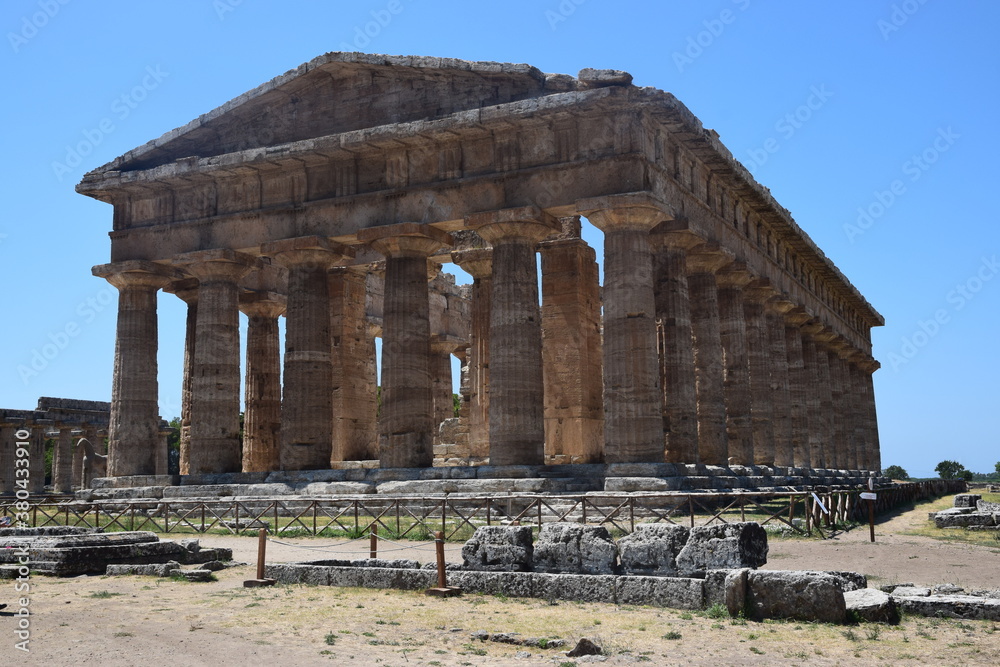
top-left (430, 339), bottom-right (460, 433)
top-left (330, 267), bottom-right (378, 462)
top-left (0, 425), bottom-right (18, 494)
top-left (766, 304), bottom-right (793, 467)
top-left (29, 426), bottom-right (45, 493)
top-left (744, 292), bottom-right (774, 466)
top-left (53, 426), bottom-right (74, 492)
top-left (451, 249), bottom-right (492, 459)
top-left (165, 282), bottom-right (198, 475)
top-left (539, 230), bottom-right (604, 462)
top-left (688, 265), bottom-right (729, 465)
top-left (717, 270), bottom-right (753, 465)
top-left (581, 197), bottom-right (666, 463)
top-left (827, 351), bottom-right (849, 469)
top-left (800, 337), bottom-right (825, 469)
top-left (360, 224), bottom-right (452, 468)
top-left (96, 263), bottom-right (172, 477)
top-left (240, 294), bottom-right (284, 472)
top-left (784, 321), bottom-right (810, 468)
top-left (176, 250), bottom-right (256, 474)
top-left (862, 366), bottom-right (882, 471)
top-left (653, 241), bottom-right (699, 463)
top-left (470, 208), bottom-right (557, 466)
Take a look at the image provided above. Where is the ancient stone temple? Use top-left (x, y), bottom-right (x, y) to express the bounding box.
top-left (77, 53), bottom-right (883, 488)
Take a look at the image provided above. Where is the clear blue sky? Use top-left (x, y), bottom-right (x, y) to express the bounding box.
top-left (2, 1), bottom-right (997, 478)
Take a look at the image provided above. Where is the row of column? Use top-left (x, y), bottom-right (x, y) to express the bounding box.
top-left (95, 197), bottom-right (880, 478)
top-left (0, 422), bottom-right (112, 494)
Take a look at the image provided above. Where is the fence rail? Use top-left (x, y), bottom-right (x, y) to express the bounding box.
top-left (1, 480), bottom-right (963, 539)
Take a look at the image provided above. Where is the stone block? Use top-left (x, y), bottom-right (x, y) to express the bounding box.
top-left (169, 568), bottom-right (214, 582)
top-left (615, 575), bottom-right (705, 610)
top-left (674, 522), bottom-right (768, 577)
top-left (954, 494), bottom-right (981, 508)
top-left (845, 588), bottom-right (899, 624)
top-left (826, 571), bottom-right (868, 592)
top-left (891, 586), bottom-right (931, 597)
top-left (617, 523), bottom-right (690, 576)
top-left (745, 570), bottom-right (847, 623)
top-left (532, 573), bottom-right (616, 603)
top-left (532, 523), bottom-right (618, 575)
top-left (895, 594), bottom-right (1000, 621)
top-left (934, 513), bottom-right (995, 528)
top-left (462, 525), bottom-right (533, 572)
top-left (106, 561), bottom-right (180, 577)
top-left (977, 500), bottom-right (1000, 513)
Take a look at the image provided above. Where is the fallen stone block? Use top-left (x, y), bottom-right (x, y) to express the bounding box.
top-left (934, 513), bottom-right (995, 528)
top-left (617, 523), bottom-right (689, 576)
top-left (845, 588), bottom-right (900, 624)
top-left (532, 573), bottom-right (616, 603)
top-left (106, 561), bottom-right (181, 577)
top-left (674, 522), bottom-right (768, 577)
top-left (532, 523), bottom-right (618, 575)
top-left (977, 500), bottom-right (1000, 512)
top-left (0, 526), bottom-right (98, 538)
top-left (826, 571), bottom-right (868, 592)
top-left (462, 526), bottom-right (533, 572)
top-left (169, 568), bottom-right (215, 582)
top-left (614, 575), bottom-right (705, 610)
top-left (954, 494), bottom-right (981, 508)
top-left (895, 594), bottom-right (1000, 621)
top-left (891, 586), bottom-right (931, 597)
top-left (745, 570), bottom-right (847, 623)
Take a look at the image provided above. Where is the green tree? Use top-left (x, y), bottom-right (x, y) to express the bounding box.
top-left (935, 460), bottom-right (969, 480)
top-left (883, 465), bottom-right (909, 480)
top-left (995, 461), bottom-right (1000, 477)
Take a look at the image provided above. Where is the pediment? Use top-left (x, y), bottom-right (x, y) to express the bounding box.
top-left (104, 53), bottom-right (553, 174)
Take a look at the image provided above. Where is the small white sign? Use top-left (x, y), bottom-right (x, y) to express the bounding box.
top-left (860, 492), bottom-right (877, 501)
top-left (811, 492), bottom-right (829, 514)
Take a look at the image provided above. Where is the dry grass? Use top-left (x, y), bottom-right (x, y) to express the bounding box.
top-left (901, 494), bottom-right (1000, 549)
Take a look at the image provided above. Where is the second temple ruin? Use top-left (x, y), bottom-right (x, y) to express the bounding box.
top-left (65, 53), bottom-right (883, 492)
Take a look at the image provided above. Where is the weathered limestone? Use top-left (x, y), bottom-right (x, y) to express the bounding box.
top-left (844, 587), bottom-right (900, 623)
top-left (94, 261), bottom-right (175, 477)
top-left (743, 281), bottom-right (775, 466)
top-left (52, 426), bottom-right (74, 493)
top-left (538, 217), bottom-right (604, 463)
top-left (687, 248), bottom-right (731, 465)
top-left (618, 523), bottom-right (690, 577)
top-left (450, 248), bottom-right (492, 459)
top-left (164, 280), bottom-right (198, 475)
top-left (461, 525), bottom-right (534, 571)
top-left (766, 300), bottom-right (794, 467)
top-left (532, 523), bottom-right (618, 575)
top-left (262, 237), bottom-right (351, 470)
top-left (652, 230), bottom-right (700, 463)
top-left (239, 292), bottom-right (285, 473)
top-left (784, 308), bottom-right (812, 469)
top-left (580, 194), bottom-right (666, 463)
top-left (174, 250), bottom-right (258, 474)
top-left (329, 266), bottom-right (378, 462)
top-left (745, 570), bottom-right (847, 623)
top-left (469, 207), bottom-right (558, 467)
top-left (430, 335), bottom-right (461, 435)
top-left (716, 265), bottom-right (754, 465)
top-left (359, 223), bottom-right (452, 468)
top-left (800, 336), bottom-right (826, 469)
top-left (674, 522), bottom-right (768, 577)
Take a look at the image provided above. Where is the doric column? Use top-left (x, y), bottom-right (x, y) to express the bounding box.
top-left (783, 309), bottom-right (812, 468)
top-left (53, 425), bottom-right (74, 492)
top-left (766, 299), bottom-right (794, 467)
top-left (358, 223), bottom-right (452, 468)
top-left (239, 291), bottom-right (285, 472)
top-left (579, 194), bottom-right (667, 463)
top-left (157, 422), bottom-right (172, 476)
top-left (451, 248), bottom-right (492, 459)
top-left (845, 358), bottom-right (867, 471)
top-left (430, 335), bottom-right (462, 434)
top-left (330, 266), bottom-right (378, 463)
top-left (859, 359), bottom-right (882, 471)
top-left (802, 322), bottom-right (836, 469)
top-left (827, 345), bottom-right (851, 470)
top-left (93, 261), bottom-right (175, 477)
top-left (262, 237), bottom-right (352, 471)
top-left (686, 247), bottom-right (731, 465)
top-left (716, 264), bottom-right (754, 466)
top-left (29, 423), bottom-right (47, 493)
top-left (0, 421), bottom-right (20, 494)
top-left (743, 281), bottom-right (776, 466)
top-left (468, 206), bottom-right (558, 466)
top-left (164, 279), bottom-right (198, 475)
top-left (538, 217), bottom-right (604, 463)
top-left (174, 249), bottom-right (258, 474)
top-left (651, 230), bottom-right (701, 463)
top-left (799, 334), bottom-right (825, 469)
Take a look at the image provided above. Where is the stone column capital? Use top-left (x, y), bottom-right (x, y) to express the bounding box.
top-left (742, 278), bottom-right (776, 304)
top-left (164, 278), bottom-right (200, 304)
top-left (93, 260), bottom-right (178, 290)
top-left (466, 206), bottom-right (559, 244)
top-left (576, 192), bottom-right (675, 232)
top-left (766, 296), bottom-right (797, 316)
top-left (173, 248), bottom-right (261, 283)
top-left (715, 262), bottom-right (754, 290)
top-left (358, 223), bottom-right (453, 258)
top-left (784, 306), bottom-right (813, 327)
top-left (261, 235), bottom-right (354, 269)
top-left (430, 334), bottom-right (465, 355)
top-left (802, 319), bottom-right (837, 344)
top-left (451, 248), bottom-right (493, 278)
top-left (239, 291), bottom-right (287, 319)
top-left (686, 244), bottom-right (733, 275)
